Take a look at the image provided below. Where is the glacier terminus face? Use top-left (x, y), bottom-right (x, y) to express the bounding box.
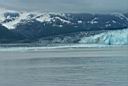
top-left (79, 29), bottom-right (128, 45)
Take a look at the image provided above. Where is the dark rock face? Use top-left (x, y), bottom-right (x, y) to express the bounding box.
top-left (0, 24), bottom-right (24, 43)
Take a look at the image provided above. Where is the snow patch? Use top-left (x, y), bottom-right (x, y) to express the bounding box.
top-left (89, 17), bottom-right (98, 24)
top-left (52, 24), bottom-right (63, 27)
top-left (105, 24), bottom-right (111, 27)
top-left (36, 14), bottom-right (52, 23)
top-left (77, 20), bottom-right (83, 24)
top-left (54, 17), bottom-right (71, 24)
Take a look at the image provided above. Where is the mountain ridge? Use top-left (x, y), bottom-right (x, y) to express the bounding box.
top-left (0, 9), bottom-right (128, 44)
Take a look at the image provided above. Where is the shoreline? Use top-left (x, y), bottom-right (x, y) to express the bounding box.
top-left (0, 44), bottom-right (128, 51)
top-left (0, 45), bottom-right (127, 60)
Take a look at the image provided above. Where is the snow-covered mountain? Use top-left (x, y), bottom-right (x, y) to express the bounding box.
top-left (0, 8), bottom-right (70, 29)
top-left (0, 8), bottom-right (128, 44)
top-left (0, 8), bottom-right (128, 30)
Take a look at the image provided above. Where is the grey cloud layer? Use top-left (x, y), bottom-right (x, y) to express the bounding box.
top-left (0, 0), bottom-right (128, 13)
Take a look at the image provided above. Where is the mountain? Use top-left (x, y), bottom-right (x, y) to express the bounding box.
top-left (0, 8), bottom-right (128, 44)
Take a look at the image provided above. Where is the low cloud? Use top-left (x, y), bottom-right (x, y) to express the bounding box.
top-left (0, 0), bottom-right (128, 13)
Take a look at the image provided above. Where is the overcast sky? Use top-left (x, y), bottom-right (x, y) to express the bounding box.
top-left (0, 0), bottom-right (128, 13)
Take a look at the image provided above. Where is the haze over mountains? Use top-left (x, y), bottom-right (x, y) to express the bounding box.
top-left (1, 0), bottom-right (128, 13)
top-left (0, 8), bottom-right (128, 44)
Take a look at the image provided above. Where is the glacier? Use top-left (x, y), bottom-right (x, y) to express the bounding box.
top-left (79, 29), bottom-right (128, 45)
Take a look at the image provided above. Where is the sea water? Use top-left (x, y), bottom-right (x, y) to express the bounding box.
top-left (0, 46), bottom-right (128, 86)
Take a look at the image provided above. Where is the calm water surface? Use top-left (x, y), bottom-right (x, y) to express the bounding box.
top-left (0, 47), bottom-right (128, 86)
